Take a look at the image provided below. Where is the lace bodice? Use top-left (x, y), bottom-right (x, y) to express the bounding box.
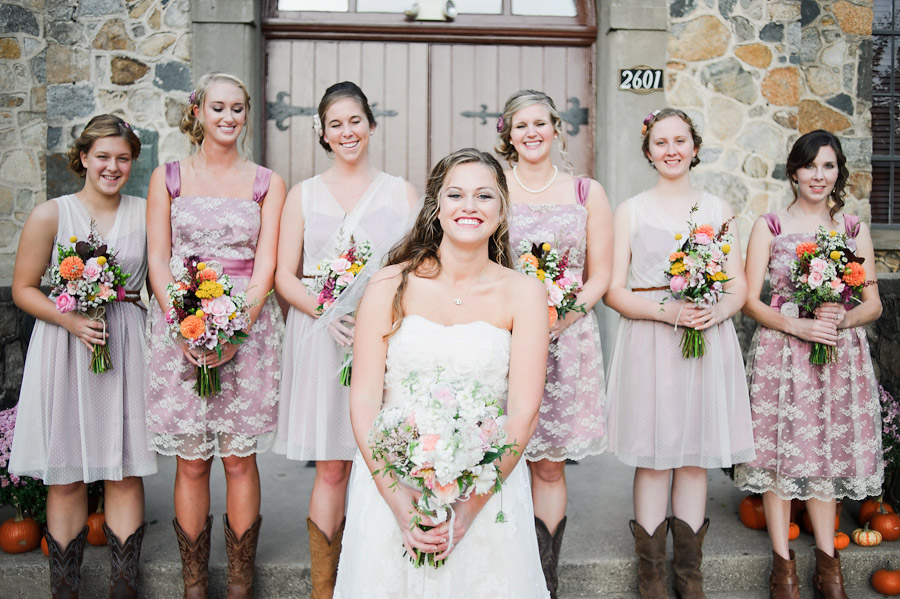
top-left (382, 315), bottom-right (511, 410)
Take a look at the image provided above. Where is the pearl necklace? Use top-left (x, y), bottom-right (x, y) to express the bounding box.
top-left (513, 165), bottom-right (558, 194)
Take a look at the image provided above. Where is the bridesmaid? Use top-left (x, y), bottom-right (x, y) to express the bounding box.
top-left (9, 114), bottom-right (156, 598)
top-left (604, 108), bottom-right (755, 599)
top-left (145, 72), bottom-right (286, 598)
top-left (496, 89), bottom-right (613, 597)
top-left (734, 130), bottom-right (883, 599)
top-left (273, 81), bottom-right (418, 598)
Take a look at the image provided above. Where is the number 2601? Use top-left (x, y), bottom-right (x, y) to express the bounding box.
top-left (619, 68), bottom-right (663, 93)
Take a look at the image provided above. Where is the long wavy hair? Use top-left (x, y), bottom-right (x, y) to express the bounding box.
top-left (786, 129), bottom-right (849, 220)
top-left (495, 89), bottom-right (573, 172)
top-left (384, 148), bottom-right (512, 333)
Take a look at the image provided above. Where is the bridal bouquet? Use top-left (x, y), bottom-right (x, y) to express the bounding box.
top-left (165, 256), bottom-right (251, 396)
top-left (515, 240), bottom-right (585, 327)
top-left (48, 224), bottom-right (131, 373)
top-left (663, 205), bottom-right (734, 358)
top-left (369, 370), bottom-right (517, 567)
top-left (788, 226), bottom-right (869, 364)
top-left (308, 236), bottom-right (372, 386)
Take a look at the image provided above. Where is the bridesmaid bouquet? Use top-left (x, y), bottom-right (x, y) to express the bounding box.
top-left (165, 256), bottom-right (252, 396)
top-left (368, 371), bottom-right (517, 568)
top-left (788, 226), bottom-right (869, 364)
top-left (663, 205), bottom-right (734, 358)
top-left (515, 240), bottom-right (585, 327)
top-left (308, 236), bottom-right (372, 386)
top-left (48, 224), bottom-right (131, 373)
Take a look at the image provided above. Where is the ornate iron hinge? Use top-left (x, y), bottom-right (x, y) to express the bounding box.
top-left (266, 92), bottom-right (398, 131)
top-left (461, 97), bottom-right (589, 136)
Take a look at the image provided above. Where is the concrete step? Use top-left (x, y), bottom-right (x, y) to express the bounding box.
top-left (1, 453), bottom-right (897, 598)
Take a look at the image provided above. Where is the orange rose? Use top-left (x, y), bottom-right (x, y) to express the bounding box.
top-left (795, 242), bottom-right (819, 259)
top-left (669, 251), bottom-right (686, 262)
top-left (59, 256), bottom-right (85, 280)
top-left (548, 306), bottom-right (558, 328)
top-left (519, 254), bottom-right (539, 269)
top-left (180, 315), bottom-right (206, 340)
top-left (198, 268), bottom-right (218, 282)
top-left (692, 224), bottom-right (715, 238)
top-left (842, 262), bottom-right (866, 287)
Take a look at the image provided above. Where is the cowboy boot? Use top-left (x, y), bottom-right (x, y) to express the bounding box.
top-left (46, 527), bottom-right (89, 599)
top-left (631, 519), bottom-right (668, 599)
top-left (173, 516), bottom-right (212, 599)
top-left (769, 549), bottom-right (800, 599)
top-left (104, 522), bottom-right (147, 598)
top-left (224, 514), bottom-right (262, 599)
top-left (670, 516), bottom-right (709, 599)
top-left (307, 517), bottom-right (345, 599)
top-left (813, 548), bottom-right (849, 599)
top-left (535, 516), bottom-right (566, 598)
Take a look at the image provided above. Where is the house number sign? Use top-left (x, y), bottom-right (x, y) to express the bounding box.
top-left (619, 66), bottom-right (663, 94)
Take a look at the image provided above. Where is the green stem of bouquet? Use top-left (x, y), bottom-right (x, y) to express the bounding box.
top-left (195, 364), bottom-right (220, 396)
top-left (680, 328), bottom-right (706, 359)
top-left (406, 524), bottom-right (446, 568)
top-left (90, 343), bottom-right (112, 374)
top-left (810, 342), bottom-right (836, 365)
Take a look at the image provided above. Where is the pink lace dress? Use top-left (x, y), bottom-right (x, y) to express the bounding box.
top-left (145, 162), bottom-right (284, 459)
top-left (733, 213), bottom-right (883, 500)
top-left (508, 178), bottom-right (607, 461)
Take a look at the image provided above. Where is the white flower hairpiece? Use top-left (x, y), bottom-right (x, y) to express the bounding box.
top-left (312, 114), bottom-right (323, 137)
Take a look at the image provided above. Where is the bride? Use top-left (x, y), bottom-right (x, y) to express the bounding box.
top-left (334, 148), bottom-right (551, 597)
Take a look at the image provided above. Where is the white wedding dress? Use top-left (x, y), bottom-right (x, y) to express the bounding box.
top-left (334, 315), bottom-right (549, 598)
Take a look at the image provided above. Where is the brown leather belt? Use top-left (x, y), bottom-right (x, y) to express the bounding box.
top-left (632, 286), bottom-right (668, 292)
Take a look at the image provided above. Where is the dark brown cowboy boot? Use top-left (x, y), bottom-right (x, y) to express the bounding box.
top-left (104, 522), bottom-right (147, 598)
top-left (631, 519), bottom-right (668, 598)
top-left (46, 526), bottom-right (89, 599)
top-left (670, 516), bottom-right (709, 599)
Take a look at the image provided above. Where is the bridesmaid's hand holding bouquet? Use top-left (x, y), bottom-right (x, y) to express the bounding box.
top-left (515, 240), bottom-right (585, 328)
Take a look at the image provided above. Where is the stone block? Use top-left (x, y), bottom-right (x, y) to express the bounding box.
top-left (148, 8), bottom-right (161, 30)
top-left (47, 43), bottom-right (89, 84)
top-left (0, 37), bottom-right (20, 59)
top-left (738, 121), bottom-right (785, 159)
top-left (74, 0), bottom-right (126, 18)
top-left (761, 66), bottom-right (800, 106)
top-left (0, 150), bottom-right (38, 185)
top-left (826, 92), bottom-right (854, 115)
top-left (700, 57), bottom-right (757, 104)
top-left (709, 96), bottom-right (743, 140)
top-left (0, 4), bottom-right (39, 36)
top-left (769, 2), bottom-right (800, 21)
top-left (848, 171), bottom-right (872, 200)
top-left (801, 0), bottom-right (820, 26)
top-left (667, 75), bottom-right (704, 107)
top-left (46, 20), bottom-right (85, 46)
top-left (669, 0), bottom-right (697, 19)
top-left (0, 186), bottom-right (12, 215)
top-left (47, 126), bottom-right (61, 150)
top-left (121, 128), bottom-right (157, 198)
top-left (165, 96), bottom-right (183, 127)
top-left (173, 34), bottom-right (190, 61)
top-left (45, 152), bottom-right (82, 199)
top-left (669, 15), bottom-right (730, 61)
top-left (805, 66), bottom-right (841, 96)
top-left (691, 170), bottom-right (749, 211)
top-left (129, 0), bottom-right (154, 19)
top-left (22, 36), bottom-right (42, 58)
top-left (0, 94), bottom-right (24, 107)
top-left (832, 1), bottom-right (873, 35)
top-left (798, 99), bottom-right (851, 133)
top-left (29, 47), bottom-right (45, 84)
top-left (139, 32), bottom-right (175, 56)
top-left (110, 56), bottom-right (149, 85)
top-left (800, 27), bottom-right (821, 63)
top-left (742, 154), bottom-right (768, 178)
top-left (20, 119), bottom-right (43, 147)
top-left (838, 137), bottom-right (872, 168)
top-left (127, 88), bottom-right (162, 117)
top-left (30, 84), bottom-right (45, 110)
top-left (153, 61), bottom-right (190, 92)
top-left (734, 43), bottom-right (772, 68)
top-left (0, 126), bottom-right (14, 145)
top-left (731, 16), bottom-right (755, 42)
top-left (719, 0), bottom-right (737, 18)
top-left (822, 38), bottom-right (849, 67)
top-left (760, 22), bottom-right (783, 42)
top-left (92, 19), bottom-right (134, 51)
top-left (773, 109), bottom-right (798, 130)
top-left (858, 39), bottom-right (873, 101)
top-left (46, 83), bottom-right (95, 119)
top-left (164, 0), bottom-right (190, 29)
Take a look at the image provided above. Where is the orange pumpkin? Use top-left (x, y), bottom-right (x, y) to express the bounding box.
top-left (870, 504), bottom-right (900, 542)
top-left (852, 523), bottom-right (883, 547)
top-left (788, 522), bottom-right (800, 540)
top-left (0, 507), bottom-right (42, 554)
top-left (834, 531), bottom-right (850, 550)
top-left (739, 495), bottom-right (767, 530)
top-left (86, 497), bottom-right (106, 547)
top-left (859, 497), bottom-right (894, 525)
top-left (871, 568), bottom-right (900, 596)
top-left (800, 507), bottom-right (841, 534)
top-left (40, 535), bottom-right (48, 556)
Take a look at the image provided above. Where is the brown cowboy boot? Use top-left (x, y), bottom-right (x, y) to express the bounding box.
top-left (670, 516), bottom-right (709, 599)
top-left (769, 549), bottom-right (800, 599)
top-left (307, 517), bottom-right (345, 599)
top-left (813, 548), bottom-right (849, 599)
top-left (46, 527), bottom-right (89, 599)
top-left (173, 516), bottom-right (212, 599)
top-left (104, 522), bottom-right (147, 598)
top-left (224, 514), bottom-right (262, 599)
top-left (535, 516), bottom-right (567, 598)
top-left (630, 519), bottom-right (668, 599)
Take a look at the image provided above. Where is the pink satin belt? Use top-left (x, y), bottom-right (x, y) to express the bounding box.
top-left (204, 257), bottom-right (254, 278)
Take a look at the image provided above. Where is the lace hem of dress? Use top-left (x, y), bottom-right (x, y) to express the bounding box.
top-left (149, 432), bottom-right (275, 459)
top-left (734, 466), bottom-right (885, 501)
top-left (525, 439), bottom-right (607, 462)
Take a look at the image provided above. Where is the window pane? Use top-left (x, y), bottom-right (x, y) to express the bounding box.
top-left (278, 0), bottom-right (348, 10)
top-left (454, 0), bottom-right (502, 14)
top-left (870, 162), bottom-right (893, 224)
top-left (873, 35), bottom-right (893, 93)
top-left (873, 0), bottom-right (897, 29)
top-left (873, 96), bottom-right (892, 155)
top-left (512, 0), bottom-right (576, 16)
top-left (357, 0), bottom-right (408, 12)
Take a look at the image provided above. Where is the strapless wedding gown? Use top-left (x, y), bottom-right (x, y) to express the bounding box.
top-left (334, 315), bottom-right (549, 598)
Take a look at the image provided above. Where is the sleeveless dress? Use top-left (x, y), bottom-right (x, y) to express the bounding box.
top-left (10, 194), bottom-right (157, 484)
top-left (733, 213), bottom-right (883, 500)
top-left (334, 315), bottom-right (549, 599)
top-left (508, 178), bottom-right (607, 461)
top-left (274, 172), bottom-right (412, 461)
top-left (606, 192), bottom-right (756, 469)
top-left (145, 162), bottom-right (284, 459)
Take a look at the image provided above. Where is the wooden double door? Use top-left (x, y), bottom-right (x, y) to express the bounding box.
top-left (265, 39), bottom-right (594, 192)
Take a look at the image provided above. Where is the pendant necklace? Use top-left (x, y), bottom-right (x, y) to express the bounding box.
top-left (513, 164), bottom-right (558, 194)
top-left (447, 265), bottom-right (488, 306)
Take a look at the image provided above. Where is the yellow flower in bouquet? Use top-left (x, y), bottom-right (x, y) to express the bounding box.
top-left (195, 280), bottom-right (224, 299)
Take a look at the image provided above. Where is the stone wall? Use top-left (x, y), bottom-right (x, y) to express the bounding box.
top-left (667, 0), bottom-right (875, 251)
top-left (0, 0), bottom-right (192, 286)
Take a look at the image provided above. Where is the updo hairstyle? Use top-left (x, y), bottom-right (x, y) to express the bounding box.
top-left (66, 114), bottom-right (141, 178)
top-left (641, 107), bottom-right (702, 169)
top-left (494, 89), bottom-right (572, 172)
top-left (181, 72), bottom-right (252, 156)
top-left (316, 81), bottom-right (377, 154)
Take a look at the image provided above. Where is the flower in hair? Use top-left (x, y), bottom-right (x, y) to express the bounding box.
top-left (121, 121), bottom-right (132, 130)
top-left (188, 89), bottom-right (197, 105)
top-left (312, 114), bottom-right (323, 137)
top-left (641, 109), bottom-right (661, 135)
top-left (496, 116), bottom-right (504, 133)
